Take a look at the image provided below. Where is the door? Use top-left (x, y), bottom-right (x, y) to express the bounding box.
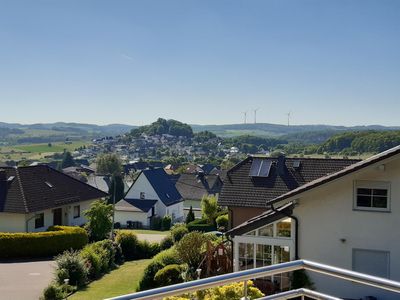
top-left (53, 208), bottom-right (62, 226)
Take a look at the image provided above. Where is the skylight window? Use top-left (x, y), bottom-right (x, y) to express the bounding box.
top-left (249, 158), bottom-right (272, 177)
top-left (293, 160), bottom-right (301, 169)
top-left (45, 181), bottom-right (53, 188)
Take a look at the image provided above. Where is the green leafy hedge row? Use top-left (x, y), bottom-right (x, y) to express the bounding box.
top-left (187, 219), bottom-right (216, 232)
top-left (0, 226), bottom-right (88, 259)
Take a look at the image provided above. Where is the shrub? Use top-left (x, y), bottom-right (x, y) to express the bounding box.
top-left (216, 214), bottom-right (228, 231)
top-left (185, 206), bottom-right (195, 224)
top-left (161, 215), bottom-right (172, 231)
top-left (0, 226), bottom-right (88, 259)
top-left (154, 264), bottom-right (184, 287)
top-left (187, 219), bottom-right (216, 232)
top-left (115, 231), bottom-right (139, 260)
top-left (171, 224), bottom-right (189, 243)
top-left (201, 195), bottom-right (218, 224)
top-left (55, 250), bottom-right (88, 287)
top-left (115, 231), bottom-right (160, 260)
top-left (150, 216), bottom-right (162, 230)
top-left (41, 283), bottom-right (65, 300)
top-left (175, 232), bottom-right (210, 271)
top-left (137, 247), bottom-right (181, 291)
top-left (80, 239), bottom-right (116, 279)
top-left (160, 235), bottom-right (174, 250)
top-left (84, 200), bottom-right (113, 242)
top-left (165, 280), bottom-right (264, 300)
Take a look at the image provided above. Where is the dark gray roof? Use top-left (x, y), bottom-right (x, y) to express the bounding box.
top-left (142, 168), bottom-right (182, 206)
top-left (270, 145), bottom-right (400, 205)
top-left (227, 202), bottom-right (295, 236)
top-left (116, 198), bottom-right (157, 213)
top-left (219, 156), bottom-right (360, 208)
top-left (0, 165), bottom-right (108, 213)
top-left (174, 174), bottom-right (223, 200)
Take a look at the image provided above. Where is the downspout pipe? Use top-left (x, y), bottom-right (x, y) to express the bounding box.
top-left (270, 203), bottom-right (299, 260)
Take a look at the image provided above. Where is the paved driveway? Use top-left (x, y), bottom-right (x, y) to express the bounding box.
top-left (136, 233), bottom-right (167, 243)
top-left (0, 260), bottom-right (55, 300)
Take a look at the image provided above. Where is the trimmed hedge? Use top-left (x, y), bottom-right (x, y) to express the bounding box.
top-left (0, 226), bottom-right (88, 259)
top-left (187, 219), bottom-right (216, 232)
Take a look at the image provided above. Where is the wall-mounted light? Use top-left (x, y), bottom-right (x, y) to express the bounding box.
top-left (340, 238), bottom-right (346, 243)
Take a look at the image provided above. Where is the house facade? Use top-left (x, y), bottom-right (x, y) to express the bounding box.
top-left (0, 166), bottom-right (107, 233)
top-left (115, 168), bottom-right (183, 227)
top-left (228, 146), bottom-right (400, 300)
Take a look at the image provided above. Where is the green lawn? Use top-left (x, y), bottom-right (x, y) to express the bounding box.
top-left (70, 259), bottom-right (151, 300)
top-left (15, 141), bottom-right (89, 153)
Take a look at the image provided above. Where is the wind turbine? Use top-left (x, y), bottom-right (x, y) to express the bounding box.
top-left (286, 111), bottom-right (291, 126)
top-left (242, 111), bottom-right (248, 124)
top-left (253, 108), bottom-right (260, 124)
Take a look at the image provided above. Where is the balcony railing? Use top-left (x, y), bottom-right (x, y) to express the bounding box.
top-left (106, 259), bottom-right (400, 300)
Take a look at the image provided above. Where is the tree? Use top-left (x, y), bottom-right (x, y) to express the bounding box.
top-left (96, 153), bottom-right (122, 176)
top-left (108, 175), bottom-right (125, 205)
top-left (84, 200), bottom-right (113, 241)
top-left (201, 195), bottom-right (218, 224)
top-left (61, 151), bottom-right (74, 168)
top-left (175, 231), bottom-right (210, 271)
top-left (185, 206), bottom-right (195, 224)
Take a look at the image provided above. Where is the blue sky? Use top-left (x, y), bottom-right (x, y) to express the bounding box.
top-left (0, 0), bottom-right (399, 126)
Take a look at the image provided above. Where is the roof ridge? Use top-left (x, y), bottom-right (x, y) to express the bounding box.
top-left (15, 167), bottom-right (29, 213)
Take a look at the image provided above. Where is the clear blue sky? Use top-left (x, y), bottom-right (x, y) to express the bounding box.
top-left (0, 0), bottom-right (399, 126)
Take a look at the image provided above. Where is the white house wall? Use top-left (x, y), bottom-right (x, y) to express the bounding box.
top-left (293, 157), bottom-right (400, 300)
top-left (125, 173), bottom-right (160, 200)
top-left (0, 213), bottom-right (26, 232)
top-left (115, 211), bottom-right (150, 227)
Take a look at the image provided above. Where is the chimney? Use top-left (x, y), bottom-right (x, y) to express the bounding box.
top-left (277, 154), bottom-right (286, 176)
top-left (0, 169), bottom-right (6, 181)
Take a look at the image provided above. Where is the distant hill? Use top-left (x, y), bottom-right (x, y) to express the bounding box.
top-left (191, 123), bottom-right (400, 137)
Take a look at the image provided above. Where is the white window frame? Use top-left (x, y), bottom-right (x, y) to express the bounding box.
top-left (73, 205), bottom-right (80, 219)
top-left (35, 213), bottom-right (45, 229)
top-left (352, 248), bottom-right (390, 278)
top-left (353, 180), bottom-right (391, 212)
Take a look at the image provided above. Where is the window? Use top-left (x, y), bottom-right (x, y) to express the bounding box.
top-left (259, 224), bottom-right (273, 237)
top-left (73, 205), bottom-right (80, 218)
top-left (239, 242), bottom-right (254, 270)
top-left (354, 181), bottom-right (390, 211)
top-left (140, 192), bottom-right (145, 199)
top-left (353, 249), bottom-right (390, 278)
top-left (35, 213), bottom-right (44, 228)
top-left (276, 218), bottom-right (291, 237)
top-left (256, 244), bottom-right (272, 268)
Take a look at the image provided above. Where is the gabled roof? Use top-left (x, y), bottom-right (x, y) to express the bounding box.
top-left (115, 198), bottom-right (157, 213)
top-left (218, 156), bottom-right (359, 208)
top-left (174, 173), bottom-right (222, 201)
top-left (0, 165), bottom-right (108, 214)
top-left (142, 168), bottom-right (182, 206)
top-left (227, 202), bottom-right (295, 236)
top-left (269, 145), bottom-right (400, 205)
top-left (87, 175), bottom-right (111, 193)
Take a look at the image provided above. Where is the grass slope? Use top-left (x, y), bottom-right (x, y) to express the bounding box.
top-left (70, 259), bottom-right (151, 300)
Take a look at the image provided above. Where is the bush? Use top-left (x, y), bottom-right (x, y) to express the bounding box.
top-left (55, 250), bottom-right (88, 287)
top-left (187, 219), bottom-right (216, 232)
top-left (41, 283), bottom-right (65, 300)
top-left (137, 247), bottom-right (181, 291)
top-left (161, 215), bottom-right (172, 231)
top-left (185, 206), bottom-right (195, 224)
top-left (84, 200), bottom-right (113, 242)
top-left (160, 235), bottom-right (174, 250)
top-left (216, 214), bottom-right (228, 231)
top-left (115, 231), bottom-right (139, 260)
top-left (171, 224), bottom-right (189, 243)
top-left (175, 232), bottom-right (210, 271)
top-left (0, 226), bottom-right (88, 259)
top-left (150, 216), bottom-right (162, 230)
top-left (80, 239), bottom-right (116, 279)
top-left (115, 231), bottom-right (160, 260)
top-left (154, 264), bottom-right (184, 287)
top-left (165, 280), bottom-right (264, 300)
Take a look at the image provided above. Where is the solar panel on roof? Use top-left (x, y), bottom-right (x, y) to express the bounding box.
top-left (249, 158), bottom-right (272, 177)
